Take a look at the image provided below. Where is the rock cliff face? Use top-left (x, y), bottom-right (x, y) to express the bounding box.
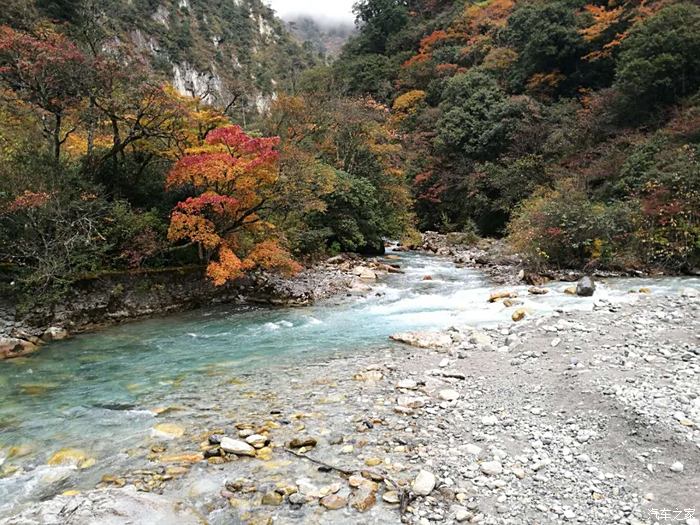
top-left (27, 0), bottom-right (319, 115)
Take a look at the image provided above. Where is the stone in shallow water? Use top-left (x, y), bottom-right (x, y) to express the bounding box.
top-left (261, 491), bottom-right (283, 506)
top-left (320, 494), bottom-right (347, 510)
top-left (576, 276), bottom-right (596, 297)
top-left (512, 309), bottom-right (526, 322)
top-left (152, 423), bottom-right (185, 439)
top-left (47, 448), bottom-right (94, 469)
top-left (220, 437), bottom-right (255, 457)
top-left (3, 486), bottom-right (200, 525)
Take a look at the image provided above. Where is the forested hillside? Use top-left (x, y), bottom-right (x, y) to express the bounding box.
top-left (1, 0), bottom-right (698, 308)
top-left (1, 0), bottom-right (321, 114)
top-left (0, 0), bottom-right (413, 304)
top-left (334, 0), bottom-right (699, 273)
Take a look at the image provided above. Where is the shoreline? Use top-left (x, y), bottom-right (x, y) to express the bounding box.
top-left (0, 255), bottom-right (398, 360)
top-left (2, 280), bottom-right (698, 524)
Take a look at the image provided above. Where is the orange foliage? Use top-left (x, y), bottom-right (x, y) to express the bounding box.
top-left (167, 125), bottom-right (300, 285)
top-left (580, 4), bottom-right (624, 42)
top-left (456, 0), bottom-right (515, 45)
top-left (581, 0), bottom-right (671, 61)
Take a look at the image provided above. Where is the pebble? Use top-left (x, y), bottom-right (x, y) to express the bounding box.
top-left (244, 434), bottom-right (267, 449)
top-left (219, 438), bottom-right (256, 457)
top-left (481, 415), bottom-right (498, 426)
top-left (439, 389), bottom-right (460, 401)
top-left (397, 379), bottom-right (418, 389)
top-left (412, 470), bottom-right (437, 496)
top-left (320, 494), bottom-right (347, 510)
top-left (480, 461), bottom-right (503, 476)
top-left (382, 491), bottom-right (400, 504)
top-left (669, 461), bottom-right (684, 473)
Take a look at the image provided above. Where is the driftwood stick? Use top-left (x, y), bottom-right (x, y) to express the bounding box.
top-left (282, 448), bottom-right (355, 475)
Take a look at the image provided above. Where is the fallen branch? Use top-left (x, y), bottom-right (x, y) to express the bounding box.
top-left (282, 448), bottom-right (416, 517)
top-left (282, 448), bottom-right (354, 475)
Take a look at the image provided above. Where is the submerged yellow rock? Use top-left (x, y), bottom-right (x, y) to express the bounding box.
top-left (61, 490), bottom-right (81, 497)
top-left (152, 423), bottom-right (185, 438)
top-left (19, 383), bottom-right (58, 396)
top-left (256, 447), bottom-right (273, 461)
top-left (48, 448), bottom-right (95, 469)
top-left (512, 309), bottom-right (527, 322)
top-left (8, 444), bottom-right (33, 458)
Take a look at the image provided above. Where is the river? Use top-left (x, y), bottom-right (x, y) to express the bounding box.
top-left (0, 251), bottom-right (697, 519)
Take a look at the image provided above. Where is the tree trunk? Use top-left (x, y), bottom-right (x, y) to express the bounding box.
top-left (53, 112), bottom-right (62, 162)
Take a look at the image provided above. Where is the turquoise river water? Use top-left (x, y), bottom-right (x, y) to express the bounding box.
top-left (0, 251), bottom-right (697, 517)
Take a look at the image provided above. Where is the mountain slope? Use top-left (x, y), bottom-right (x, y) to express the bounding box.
top-left (3, 0), bottom-right (319, 115)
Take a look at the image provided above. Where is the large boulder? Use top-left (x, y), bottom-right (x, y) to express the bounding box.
top-left (0, 487), bottom-right (200, 525)
top-left (41, 326), bottom-right (69, 343)
top-left (576, 276), bottom-right (596, 297)
top-left (0, 337), bottom-right (38, 359)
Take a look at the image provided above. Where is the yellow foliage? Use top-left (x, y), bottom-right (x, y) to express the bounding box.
top-left (393, 90), bottom-right (427, 113)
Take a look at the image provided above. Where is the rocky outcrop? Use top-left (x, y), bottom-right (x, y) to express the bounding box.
top-left (0, 337), bottom-right (38, 359)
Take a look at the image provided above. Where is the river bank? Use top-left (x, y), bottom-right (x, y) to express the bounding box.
top-left (1, 252), bottom-right (698, 524)
top-left (0, 255), bottom-right (401, 360)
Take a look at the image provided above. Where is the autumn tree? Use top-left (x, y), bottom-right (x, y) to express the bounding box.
top-left (166, 125), bottom-right (301, 285)
top-left (0, 26), bottom-right (88, 161)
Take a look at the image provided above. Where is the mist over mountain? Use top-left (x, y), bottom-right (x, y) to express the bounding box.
top-left (286, 14), bottom-right (355, 59)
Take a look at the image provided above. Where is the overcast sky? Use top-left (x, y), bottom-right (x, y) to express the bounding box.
top-left (265, 0), bottom-right (356, 24)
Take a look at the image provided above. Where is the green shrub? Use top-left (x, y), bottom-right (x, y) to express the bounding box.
top-left (507, 180), bottom-right (639, 269)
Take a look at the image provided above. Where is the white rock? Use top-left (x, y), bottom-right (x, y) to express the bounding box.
top-left (669, 461), bottom-right (684, 473)
top-left (412, 470), bottom-right (436, 496)
top-left (397, 395), bottom-right (427, 408)
top-left (464, 444), bottom-right (482, 456)
top-left (390, 331), bottom-right (452, 349)
top-left (220, 437), bottom-right (256, 457)
top-left (480, 461), bottom-right (503, 476)
top-left (439, 389), bottom-right (460, 401)
top-left (453, 506), bottom-right (470, 522)
top-left (397, 379), bottom-right (418, 390)
top-left (680, 287), bottom-right (699, 298)
top-left (512, 467), bottom-right (526, 479)
top-left (244, 434), bottom-right (267, 449)
top-left (469, 331), bottom-right (493, 346)
top-left (42, 326), bottom-right (69, 342)
top-left (481, 415), bottom-right (498, 426)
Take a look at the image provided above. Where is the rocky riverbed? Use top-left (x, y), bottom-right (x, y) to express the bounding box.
top-left (3, 281), bottom-right (697, 524)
